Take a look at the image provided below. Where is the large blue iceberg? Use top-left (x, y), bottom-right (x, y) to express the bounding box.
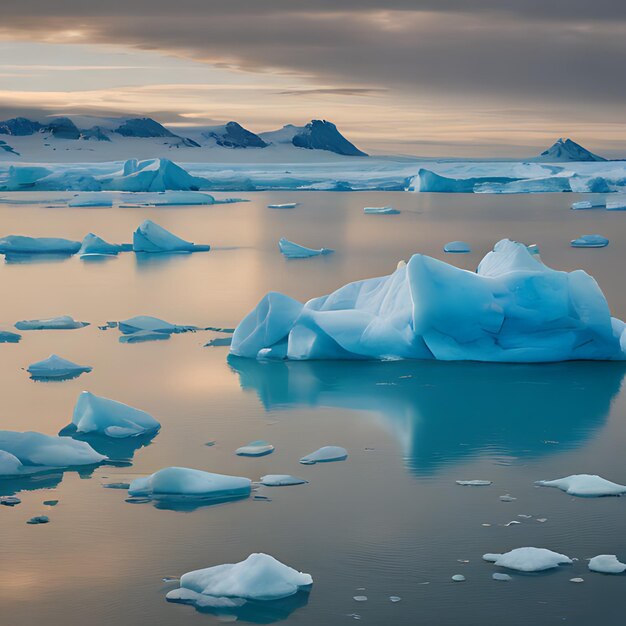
top-left (230, 239), bottom-right (626, 362)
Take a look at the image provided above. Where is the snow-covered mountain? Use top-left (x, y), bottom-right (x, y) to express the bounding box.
top-left (537, 138), bottom-right (606, 162)
top-left (0, 115), bottom-right (367, 162)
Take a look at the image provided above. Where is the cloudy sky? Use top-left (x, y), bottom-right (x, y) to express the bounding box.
top-left (1, 0), bottom-right (624, 156)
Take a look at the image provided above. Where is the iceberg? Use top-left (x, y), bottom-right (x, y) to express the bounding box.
top-left (166, 554), bottom-right (312, 607)
top-left (268, 203), bottom-right (298, 209)
top-left (571, 200), bottom-right (605, 210)
top-left (0, 430), bottom-right (106, 475)
top-left (79, 233), bottom-right (126, 257)
top-left (278, 238), bottom-right (333, 259)
top-left (64, 391), bottom-right (160, 438)
top-left (0, 329), bottom-right (21, 343)
top-left (408, 169), bottom-right (517, 193)
top-left (300, 446), bottom-right (348, 464)
top-left (474, 176), bottom-right (572, 194)
top-left (0, 235), bottom-right (80, 255)
top-left (15, 315), bottom-right (88, 330)
top-left (570, 235), bottom-right (609, 248)
top-left (536, 474), bottom-right (626, 497)
top-left (132, 219), bottom-right (210, 253)
top-left (100, 159), bottom-right (209, 192)
top-left (128, 467), bottom-right (251, 502)
top-left (118, 315), bottom-right (196, 335)
top-left (363, 206), bottom-right (400, 215)
top-left (588, 555), bottom-right (626, 574)
top-left (231, 239), bottom-right (626, 362)
top-left (483, 548), bottom-right (572, 572)
top-left (235, 440), bottom-right (275, 457)
top-left (443, 241), bottom-right (471, 253)
top-left (260, 475), bottom-right (308, 486)
top-left (569, 177), bottom-right (611, 193)
top-left (27, 355), bottom-right (92, 380)
top-left (606, 198), bottom-right (626, 211)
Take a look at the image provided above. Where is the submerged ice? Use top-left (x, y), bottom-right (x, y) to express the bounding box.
top-left (231, 239), bottom-right (626, 363)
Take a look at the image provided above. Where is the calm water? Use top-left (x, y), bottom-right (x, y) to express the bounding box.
top-left (1, 191), bottom-right (625, 625)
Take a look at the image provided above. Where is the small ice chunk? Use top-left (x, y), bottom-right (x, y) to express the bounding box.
top-left (118, 315), bottom-right (193, 335)
top-left (132, 219), bottom-right (210, 253)
top-left (235, 440), bottom-right (275, 457)
top-left (451, 575), bottom-right (465, 582)
top-left (268, 203), bottom-right (298, 209)
top-left (570, 235), bottom-right (609, 248)
top-left (43, 500), bottom-right (58, 506)
top-left (0, 329), bottom-right (21, 343)
top-left (300, 446), bottom-right (348, 464)
top-left (204, 337), bottom-right (232, 347)
top-left (456, 480), bottom-right (492, 486)
top-left (499, 494), bottom-right (516, 502)
top-left (570, 577), bottom-right (585, 583)
top-left (536, 518), bottom-right (548, 523)
top-left (588, 555), bottom-right (626, 574)
top-left (571, 200), bottom-right (604, 210)
top-left (492, 573), bottom-right (512, 581)
top-left (536, 474), bottom-right (626, 497)
top-left (165, 553), bottom-right (312, 604)
top-left (389, 596), bottom-right (401, 602)
top-left (119, 330), bottom-right (171, 343)
top-left (128, 467), bottom-right (251, 501)
top-left (0, 495), bottom-right (21, 506)
top-left (15, 315), bottom-right (88, 330)
top-left (482, 548), bottom-right (572, 572)
top-left (27, 355), bottom-right (92, 380)
top-left (363, 206), bottom-right (400, 215)
top-left (260, 475), bottom-right (308, 487)
top-left (0, 235), bottom-right (80, 255)
top-left (102, 482), bottom-right (131, 490)
top-left (505, 521), bottom-right (521, 527)
top-left (27, 515), bottom-right (49, 524)
top-left (443, 241), bottom-right (471, 254)
top-left (353, 596), bottom-right (368, 601)
top-left (78, 233), bottom-right (124, 257)
top-left (68, 391), bottom-right (160, 438)
top-left (278, 238), bottom-right (333, 259)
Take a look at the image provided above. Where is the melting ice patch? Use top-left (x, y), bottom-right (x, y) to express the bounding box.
top-left (128, 467), bottom-right (251, 502)
top-left (15, 315), bottom-right (88, 330)
top-left (166, 553), bottom-right (312, 606)
top-left (0, 430), bottom-right (106, 476)
top-left (300, 446), bottom-right (348, 464)
top-left (278, 238), bottom-right (333, 259)
top-left (231, 239), bottom-right (626, 363)
top-left (536, 474), bottom-right (626, 497)
top-left (132, 219), bottom-right (210, 253)
top-left (27, 355), bottom-right (92, 380)
top-left (235, 441), bottom-right (275, 457)
top-left (483, 548), bottom-right (572, 572)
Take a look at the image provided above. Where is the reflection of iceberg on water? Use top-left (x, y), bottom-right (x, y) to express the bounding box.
top-left (228, 357), bottom-right (626, 475)
top-left (232, 239), bottom-right (626, 363)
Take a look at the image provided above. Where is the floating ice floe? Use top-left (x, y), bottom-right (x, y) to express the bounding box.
top-left (0, 235), bottom-right (81, 256)
top-left (204, 336), bottom-right (232, 347)
top-left (78, 233), bottom-right (126, 257)
top-left (0, 329), bottom-right (21, 343)
top-left (443, 241), bottom-right (471, 253)
top-left (570, 235), bottom-right (609, 248)
top-left (119, 330), bottom-right (171, 343)
top-left (300, 446), bottom-right (348, 464)
top-left (588, 555), bottom-right (626, 574)
top-left (268, 203), bottom-right (298, 209)
top-left (536, 474), bottom-right (626, 497)
top-left (64, 391), bottom-right (160, 439)
top-left (0, 431), bottom-right (106, 476)
top-left (128, 467), bottom-right (251, 502)
top-left (121, 191), bottom-right (216, 206)
top-left (132, 219), bottom-right (210, 253)
top-left (451, 575), bottom-right (465, 582)
top-left (483, 548), bottom-right (572, 572)
top-left (260, 475), bottom-right (308, 486)
top-left (118, 315), bottom-right (196, 335)
top-left (68, 195), bottom-right (113, 208)
top-left (235, 440), bottom-right (275, 457)
top-left (231, 239), bottom-right (626, 362)
top-left (166, 553), bottom-right (312, 607)
top-left (492, 573), bottom-right (512, 581)
top-left (278, 238), bottom-right (333, 259)
top-left (456, 480), bottom-right (492, 486)
top-left (363, 206), bottom-right (400, 215)
top-left (606, 198), bottom-right (626, 211)
top-left (27, 515), bottom-right (50, 525)
top-left (27, 355), bottom-right (92, 380)
top-left (15, 315), bottom-right (88, 330)
top-left (571, 200), bottom-right (605, 210)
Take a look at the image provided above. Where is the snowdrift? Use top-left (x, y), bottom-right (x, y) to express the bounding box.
top-left (231, 239), bottom-right (626, 363)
